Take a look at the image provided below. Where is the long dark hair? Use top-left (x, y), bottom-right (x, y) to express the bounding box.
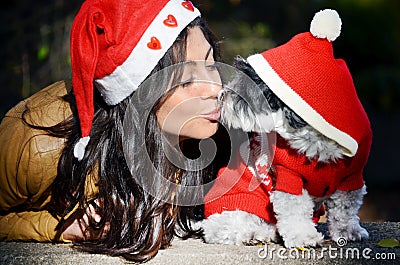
top-left (23, 17), bottom-right (220, 262)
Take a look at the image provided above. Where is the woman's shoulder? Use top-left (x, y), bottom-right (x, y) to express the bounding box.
top-left (5, 81), bottom-right (73, 126)
top-left (0, 81), bottom-right (72, 211)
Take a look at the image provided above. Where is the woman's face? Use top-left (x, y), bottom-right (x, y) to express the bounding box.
top-left (156, 26), bottom-right (222, 143)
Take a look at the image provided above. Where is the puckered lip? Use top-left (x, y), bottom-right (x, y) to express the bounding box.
top-left (200, 108), bottom-right (221, 121)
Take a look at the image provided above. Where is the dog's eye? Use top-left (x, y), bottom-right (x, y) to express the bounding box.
top-left (217, 89), bottom-right (225, 103)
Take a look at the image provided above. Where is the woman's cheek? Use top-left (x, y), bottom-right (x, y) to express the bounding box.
top-left (157, 102), bottom-right (196, 135)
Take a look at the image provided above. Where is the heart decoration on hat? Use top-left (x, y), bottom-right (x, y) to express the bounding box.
top-left (163, 14), bottom-right (178, 27)
top-left (182, 1), bottom-right (194, 12)
top-left (147, 37), bottom-right (162, 50)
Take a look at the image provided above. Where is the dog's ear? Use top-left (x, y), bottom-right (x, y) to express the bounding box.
top-left (233, 55), bottom-right (307, 129)
top-left (233, 56), bottom-right (284, 112)
top-left (283, 106), bottom-right (307, 129)
top-left (233, 55), bottom-right (253, 77)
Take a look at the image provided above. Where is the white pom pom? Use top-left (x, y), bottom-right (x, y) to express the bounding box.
top-left (74, 136), bottom-right (90, 161)
top-left (310, 9), bottom-right (342, 42)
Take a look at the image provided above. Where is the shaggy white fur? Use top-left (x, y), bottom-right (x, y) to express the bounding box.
top-left (202, 187), bottom-right (368, 248)
top-left (221, 92), bottom-right (275, 133)
top-left (201, 210), bottom-right (277, 245)
top-left (326, 185), bottom-right (369, 242)
top-left (272, 110), bottom-right (344, 163)
top-left (270, 189), bottom-right (325, 248)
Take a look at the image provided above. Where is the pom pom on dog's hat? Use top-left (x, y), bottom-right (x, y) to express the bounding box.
top-left (310, 9), bottom-right (342, 41)
top-left (247, 9), bottom-right (371, 157)
top-left (70, 0), bottom-right (200, 160)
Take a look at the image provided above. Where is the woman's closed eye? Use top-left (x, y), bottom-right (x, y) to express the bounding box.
top-left (180, 77), bottom-right (194, 88)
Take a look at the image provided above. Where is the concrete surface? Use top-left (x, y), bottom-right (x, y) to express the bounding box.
top-left (0, 222), bottom-right (398, 264)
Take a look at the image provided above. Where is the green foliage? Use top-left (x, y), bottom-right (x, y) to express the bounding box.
top-left (0, 0), bottom-right (82, 120)
top-left (377, 238), bottom-right (400, 248)
top-left (37, 44), bottom-right (50, 62)
top-left (214, 21), bottom-right (274, 63)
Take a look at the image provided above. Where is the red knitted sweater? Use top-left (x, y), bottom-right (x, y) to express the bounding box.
top-left (272, 134), bottom-right (371, 197)
top-left (204, 130), bottom-right (372, 223)
top-left (204, 155), bottom-right (277, 223)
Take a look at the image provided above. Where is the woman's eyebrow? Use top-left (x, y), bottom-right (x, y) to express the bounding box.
top-left (204, 46), bottom-right (212, 60)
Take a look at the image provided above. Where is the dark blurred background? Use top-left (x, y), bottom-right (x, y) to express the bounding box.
top-left (0, 0), bottom-right (399, 221)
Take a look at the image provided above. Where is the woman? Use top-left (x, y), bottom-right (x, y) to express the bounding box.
top-left (0, 0), bottom-right (222, 262)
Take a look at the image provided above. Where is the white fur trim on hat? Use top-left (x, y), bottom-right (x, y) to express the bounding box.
top-left (247, 54), bottom-right (358, 157)
top-left (74, 136), bottom-right (90, 161)
top-left (310, 9), bottom-right (342, 42)
top-left (95, 0), bottom-right (201, 105)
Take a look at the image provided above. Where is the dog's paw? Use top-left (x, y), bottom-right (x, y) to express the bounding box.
top-left (271, 190), bottom-right (324, 248)
top-left (329, 222), bottom-right (369, 243)
top-left (279, 222), bottom-right (324, 248)
top-left (201, 210), bottom-right (277, 246)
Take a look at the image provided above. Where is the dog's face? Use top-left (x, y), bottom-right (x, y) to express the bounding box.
top-left (219, 57), bottom-right (274, 133)
top-left (220, 56), bottom-right (306, 133)
top-left (220, 56), bottom-right (345, 163)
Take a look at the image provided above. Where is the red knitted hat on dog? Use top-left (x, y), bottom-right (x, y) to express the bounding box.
top-left (70, 0), bottom-right (200, 160)
top-left (247, 9), bottom-right (370, 157)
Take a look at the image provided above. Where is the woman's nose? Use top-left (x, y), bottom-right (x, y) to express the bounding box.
top-left (208, 80), bottom-right (222, 98)
top-left (201, 70), bottom-right (222, 99)
top-left (197, 81), bottom-right (221, 101)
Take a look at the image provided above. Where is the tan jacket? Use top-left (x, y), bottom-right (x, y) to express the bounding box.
top-left (0, 81), bottom-right (73, 242)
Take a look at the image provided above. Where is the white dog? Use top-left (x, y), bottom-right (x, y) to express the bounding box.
top-left (202, 9), bottom-right (372, 248)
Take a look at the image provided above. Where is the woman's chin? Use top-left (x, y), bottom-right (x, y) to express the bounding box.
top-left (181, 122), bottom-right (219, 140)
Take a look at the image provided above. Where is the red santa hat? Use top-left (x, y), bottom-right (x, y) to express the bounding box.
top-left (247, 9), bottom-right (370, 157)
top-left (70, 0), bottom-right (200, 160)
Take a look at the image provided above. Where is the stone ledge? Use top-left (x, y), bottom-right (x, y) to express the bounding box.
top-left (0, 222), bottom-right (398, 264)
